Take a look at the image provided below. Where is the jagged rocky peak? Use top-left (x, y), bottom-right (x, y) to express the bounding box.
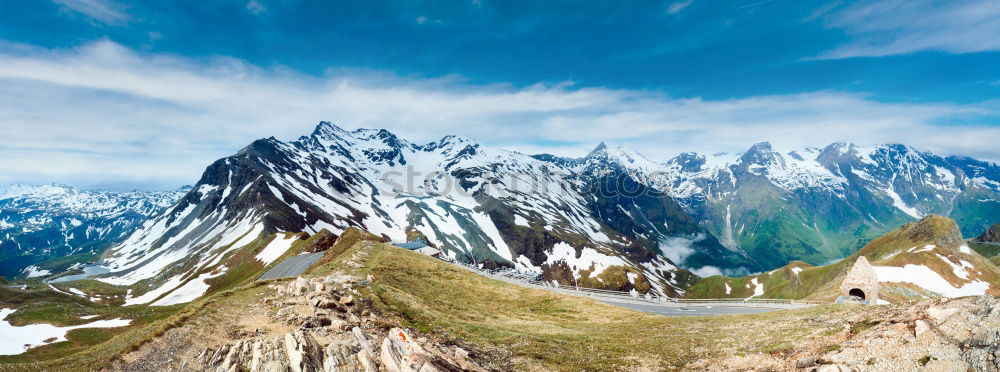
top-left (433, 134), bottom-right (474, 147)
top-left (736, 141), bottom-right (786, 175)
top-left (873, 143), bottom-right (930, 167)
top-left (667, 152), bottom-right (707, 173)
top-left (814, 142), bottom-right (877, 172)
top-left (418, 134), bottom-right (479, 157)
top-left (582, 142), bottom-right (658, 171)
top-left (585, 142), bottom-right (608, 158)
top-left (974, 222), bottom-right (1000, 243)
top-left (310, 120), bottom-right (349, 138)
top-left (816, 142), bottom-right (853, 165)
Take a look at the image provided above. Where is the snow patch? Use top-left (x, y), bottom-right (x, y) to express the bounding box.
top-left (256, 233), bottom-right (298, 266)
top-left (873, 264), bottom-right (990, 297)
top-left (884, 187), bottom-right (922, 219)
top-left (544, 242), bottom-right (628, 280)
top-left (21, 265), bottom-right (51, 278)
top-left (0, 308), bottom-right (131, 355)
top-left (124, 275), bottom-right (184, 306)
top-left (882, 250), bottom-right (902, 260)
top-left (744, 277), bottom-right (764, 301)
top-left (151, 269), bottom-right (226, 306)
top-left (936, 254), bottom-right (970, 280)
top-left (513, 214), bottom-right (530, 227)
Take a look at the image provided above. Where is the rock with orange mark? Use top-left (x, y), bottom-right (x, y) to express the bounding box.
top-left (379, 328), bottom-right (439, 372)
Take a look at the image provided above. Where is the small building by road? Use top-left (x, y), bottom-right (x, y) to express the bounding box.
top-left (839, 256), bottom-right (880, 304)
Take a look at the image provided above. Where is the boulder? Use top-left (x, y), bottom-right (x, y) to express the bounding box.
top-left (380, 328), bottom-right (437, 372)
top-left (291, 277), bottom-right (310, 296)
top-left (927, 307), bottom-right (958, 324)
top-left (915, 319), bottom-right (931, 337)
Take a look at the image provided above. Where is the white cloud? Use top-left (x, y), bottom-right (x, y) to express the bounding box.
top-left (52, 0), bottom-right (129, 25)
top-left (818, 0), bottom-right (1000, 58)
top-left (0, 40), bottom-right (997, 189)
top-left (246, 0), bottom-right (266, 15)
top-left (667, 0), bottom-right (694, 14)
top-left (690, 266), bottom-right (723, 277)
top-left (657, 234), bottom-right (708, 265)
top-left (416, 16), bottom-right (428, 24)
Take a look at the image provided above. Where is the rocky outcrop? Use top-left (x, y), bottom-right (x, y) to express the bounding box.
top-left (690, 295), bottom-right (1000, 371)
top-left (198, 275), bottom-right (485, 372)
top-left (975, 222), bottom-right (1000, 243)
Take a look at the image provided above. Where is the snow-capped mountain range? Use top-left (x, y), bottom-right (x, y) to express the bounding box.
top-left (0, 184), bottom-right (186, 278)
top-left (91, 122), bottom-right (1000, 298)
top-left (579, 142), bottom-right (1000, 270)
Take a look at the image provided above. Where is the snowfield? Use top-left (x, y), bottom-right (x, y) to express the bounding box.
top-left (0, 308), bottom-right (131, 355)
top-left (151, 269), bottom-right (226, 306)
top-left (873, 264), bottom-right (991, 297)
top-left (256, 233), bottom-right (298, 265)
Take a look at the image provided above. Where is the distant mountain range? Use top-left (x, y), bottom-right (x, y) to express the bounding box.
top-left (88, 122), bottom-right (1000, 297)
top-left (0, 184), bottom-right (186, 278)
top-left (554, 141), bottom-right (1000, 273)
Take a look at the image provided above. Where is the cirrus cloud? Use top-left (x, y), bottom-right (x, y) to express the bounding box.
top-left (818, 0), bottom-right (1000, 58)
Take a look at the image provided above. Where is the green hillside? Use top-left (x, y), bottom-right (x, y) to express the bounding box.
top-left (686, 215), bottom-right (1000, 302)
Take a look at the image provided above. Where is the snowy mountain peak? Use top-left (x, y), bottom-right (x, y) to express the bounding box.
top-left (82, 123), bottom-right (1000, 300)
top-left (666, 152), bottom-right (707, 173)
top-left (309, 121), bottom-right (350, 139)
top-left (738, 141), bottom-right (784, 169)
top-left (586, 142), bottom-right (608, 158)
top-left (583, 142), bottom-right (658, 171)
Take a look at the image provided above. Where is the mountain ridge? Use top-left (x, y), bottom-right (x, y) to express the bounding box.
top-left (99, 122), bottom-right (724, 299)
top-left (46, 121), bottom-right (1000, 300)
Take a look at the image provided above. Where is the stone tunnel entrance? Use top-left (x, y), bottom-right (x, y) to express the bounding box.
top-left (848, 288), bottom-right (866, 301)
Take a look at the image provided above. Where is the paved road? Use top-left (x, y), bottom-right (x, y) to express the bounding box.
top-left (599, 299), bottom-right (780, 316)
top-left (258, 252), bottom-right (325, 280)
top-left (445, 257), bottom-right (810, 316)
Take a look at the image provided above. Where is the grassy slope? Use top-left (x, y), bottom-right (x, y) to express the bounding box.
top-left (0, 278), bottom-right (275, 370)
top-left (969, 241), bottom-right (1000, 258)
top-left (686, 215), bottom-right (1000, 302)
top-left (1, 231), bottom-right (887, 371)
top-left (357, 242), bottom-right (851, 370)
top-left (0, 286), bottom-right (184, 370)
top-left (0, 228), bottom-right (368, 370)
top-left (968, 240), bottom-right (1000, 267)
top-left (0, 230), bottom-right (321, 369)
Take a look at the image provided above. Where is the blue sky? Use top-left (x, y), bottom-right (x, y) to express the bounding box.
top-left (0, 0), bottom-right (998, 190)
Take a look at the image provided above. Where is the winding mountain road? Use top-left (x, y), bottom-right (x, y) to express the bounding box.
top-left (442, 254), bottom-right (816, 316)
top-left (258, 252), bottom-right (325, 280)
